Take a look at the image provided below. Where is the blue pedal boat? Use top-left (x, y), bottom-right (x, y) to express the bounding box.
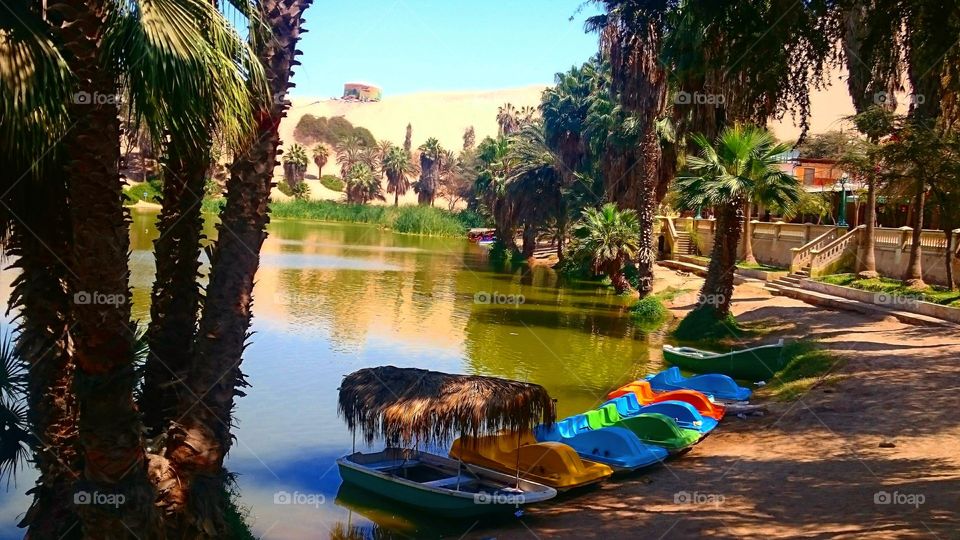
top-left (644, 367), bottom-right (752, 402)
top-left (533, 424), bottom-right (667, 473)
top-left (600, 396), bottom-right (718, 434)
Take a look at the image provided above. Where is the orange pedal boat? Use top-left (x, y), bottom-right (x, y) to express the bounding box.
top-left (607, 380), bottom-right (726, 420)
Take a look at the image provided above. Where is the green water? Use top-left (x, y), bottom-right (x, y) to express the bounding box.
top-left (0, 210), bottom-right (667, 539)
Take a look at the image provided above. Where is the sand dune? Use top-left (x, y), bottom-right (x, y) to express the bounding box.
top-left (276, 68), bottom-right (911, 205)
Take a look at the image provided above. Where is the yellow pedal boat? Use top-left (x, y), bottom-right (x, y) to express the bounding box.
top-left (450, 432), bottom-right (613, 491)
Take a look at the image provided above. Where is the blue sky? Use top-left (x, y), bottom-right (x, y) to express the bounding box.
top-left (291, 0), bottom-right (602, 98)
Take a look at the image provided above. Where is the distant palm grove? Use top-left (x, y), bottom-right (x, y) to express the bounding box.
top-left (1, 0), bottom-right (959, 538)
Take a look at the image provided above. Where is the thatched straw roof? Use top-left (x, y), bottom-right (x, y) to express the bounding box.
top-left (338, 366), bottom-right (555, 446)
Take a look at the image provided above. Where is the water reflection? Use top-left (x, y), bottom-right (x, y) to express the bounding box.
top-left (0, 209), bottom-right (665, 539)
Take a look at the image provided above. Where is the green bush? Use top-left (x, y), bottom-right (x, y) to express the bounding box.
top-left (276, 181), bottom-right (294, 197)
top-left (124, 180), bottom-right (162, 205)
top-left (319, 175), bottom-right (345, 192)
top-left (201, 197), bottom-right (225, 214)
top-left (293, 114), bottom-right (376, 147)
top-left (630, 296), bottom-right (669, 329)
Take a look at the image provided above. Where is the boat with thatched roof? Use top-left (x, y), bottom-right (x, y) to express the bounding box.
top-left (337, 366), bottom-right (559, 517)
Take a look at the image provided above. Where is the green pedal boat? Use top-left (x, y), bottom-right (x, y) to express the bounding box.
top-left (337, 449), bottom-right (557, 517)
top-left (663, 339), bottom-right (786, 381)
top-left (583, 407), bottom-right (700, 451)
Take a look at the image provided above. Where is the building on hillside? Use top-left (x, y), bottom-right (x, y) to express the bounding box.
top-left (342, 82), bottom-right (382, 102)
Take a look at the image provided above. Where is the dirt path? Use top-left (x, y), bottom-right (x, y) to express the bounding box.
top-left (485, 275), bottom-right (960, 539)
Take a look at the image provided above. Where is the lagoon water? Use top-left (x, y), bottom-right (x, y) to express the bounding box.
top-left (0, 209), bottom-right (666, 538)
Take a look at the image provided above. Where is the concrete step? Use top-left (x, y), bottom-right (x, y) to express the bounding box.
top-left (772, 284), bottom-right (959, 328)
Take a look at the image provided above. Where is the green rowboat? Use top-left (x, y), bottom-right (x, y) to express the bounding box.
top-left (662, 339), bottom-right (786, 381)
top-left (337, 449), bottom-right (557, 518)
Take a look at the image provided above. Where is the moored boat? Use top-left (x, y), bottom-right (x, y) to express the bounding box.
top-left (600, 397), bottom-right (719, 434)
top-left (662, 339), bottom-right (786, 381)
top-left (607, 380), bottom-right (726, 420)
top-left (337, 366), bottom-right (559, 516)
top-left (450, 432), bottom-right (613, 491)
top-left (533, 425), bottom-right (668, 473)
top-left (644, 367), bottom-right (752, 402)
top-left (337, 448), bottom-right (556, 517)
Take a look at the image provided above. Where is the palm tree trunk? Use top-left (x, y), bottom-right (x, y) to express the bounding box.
top-left (521, 223), bottom-right (536, 259)
top-left (698, 202), bottom-right (742, 317)
top-left (857, 177), bottom-right (879, 278)
top-left (51, 0), bottom-right (159, 534)
top-left (141, 146), bottom-right (208, 436)
top-left (634, 131), bottom-right (660, 298)
top-left (903, 179), bottom-right (926, 287)
top-left (394, 189), bottom-right (399, 207)
top-left (5, 176), bottom-right (82, 539)
top-left (741, 200), bottom-right (757, 264)
top-left (163, 0), bottom-right (311, 535)
top-left (944, 228), bottom-right (956, 290)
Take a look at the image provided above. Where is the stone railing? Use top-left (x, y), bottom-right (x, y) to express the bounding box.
top-left (809, 225), bottom-right (864, 276)
top-left (790, 227), bottom-right (842, 273)
top-left (660, 216), bottom-right (960, 286)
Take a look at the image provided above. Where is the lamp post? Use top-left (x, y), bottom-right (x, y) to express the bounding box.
top-left (837, 174), bottom-right (848, 227)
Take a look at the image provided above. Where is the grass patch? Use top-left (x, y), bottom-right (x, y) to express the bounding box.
top-left (757, 341), bottom-right (845, 401)
top-left (819, 273), bottom-right (960, 306)
top-left (267, 200), bottom-right (486, 237)
top-left (319, 174), bottom-right (344, 192)
top-left (737, 261), bottom-right (786, 272)
top-left (655, 286), bottom-right (694, 302)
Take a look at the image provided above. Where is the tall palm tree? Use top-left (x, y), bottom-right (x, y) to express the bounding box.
top-left (571, 203), bottom-right (641, 293)
top-left (141, 0), bottom-right (266, 439)
top-left (312, 144), bottom-right (330, 176)
top-left (345, 163), bottom-right (385, 204)
top-left (336, 135), bottom-right (374, 179)
top-left (674, 125), bottom-right (801, 317)
top-left (505, 123), bottom-right (564, 258)
top-left (382, 145), bottom-right (415, 206)
top-left (474, 136), bottom-right (519, 252)
top-left (417, 137), bottom-right (443, 206)
top-left (497, 103), bottom-right (520, 136)
top-left (162, 0), bottom-right (313, 535)
top-left (587, 1), bottom-right (670, 297)
top-left (403, 122), bottom-right (413, 153)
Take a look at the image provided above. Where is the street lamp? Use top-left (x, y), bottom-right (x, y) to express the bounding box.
top-left (837, 174), bottom-right (848, 227)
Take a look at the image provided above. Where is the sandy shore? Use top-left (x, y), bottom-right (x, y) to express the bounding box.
top-left (480, 269), bottom-right (960, 539)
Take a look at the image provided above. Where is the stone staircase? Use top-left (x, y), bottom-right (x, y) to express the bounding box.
top-left (674, 230), bottom-right (693, 256)
top-left (765, 265), bottom-right (810, 294)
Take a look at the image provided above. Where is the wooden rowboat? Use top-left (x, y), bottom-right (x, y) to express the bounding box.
top-left (662, 339), bottom-right (786, 381)
top-left (337, 449), bottom-right (556, 517)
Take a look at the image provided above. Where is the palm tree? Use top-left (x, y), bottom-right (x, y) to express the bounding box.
top-left (587, 2), bottom-right (670, 297)
top-left (345, 163), bottom-right (385, 204)
top-left (571, 203), bottom-right (641, 293)
top-left (404, 122), bottom-right (413, 153)
top-left (161, 0), bottom-right (313, 535)
top-left (282, 143), bottom-right (309, 187)
top-left (505, 123), bottom-right (564, 258)
top-left (474, 136), bottom-right (519, 252)
top-left (674, 125), bottom-right (802, 317)
top-left (463, 126), bottom-right (476, 151)
top-left (382, 146), bottom-right (415, 206)
top-left (497, 103), bottom-right (520, 136)
top-left (417, 137), bottom-right (443, 206)
top-left (336, 135), bottom-right (374, 179)
top-left (312, 144), bottom-right (330, 176)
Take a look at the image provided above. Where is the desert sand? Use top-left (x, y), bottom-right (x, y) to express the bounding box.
top-left (473, 268), bottom-right (960, 539)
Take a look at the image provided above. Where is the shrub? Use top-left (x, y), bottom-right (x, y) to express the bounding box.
top-left (291, 182), bottom-right (310, 200)
top-left (320, 175), bottom-right (345, 192)
top-left (673, 305), bottom-right (741, 341)
top-left (124, 180), bottom-right (162, 205)
top-left (293, 114), bottom-right (376, 147)
top-left (630, 296), bottom-right (669, 329)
